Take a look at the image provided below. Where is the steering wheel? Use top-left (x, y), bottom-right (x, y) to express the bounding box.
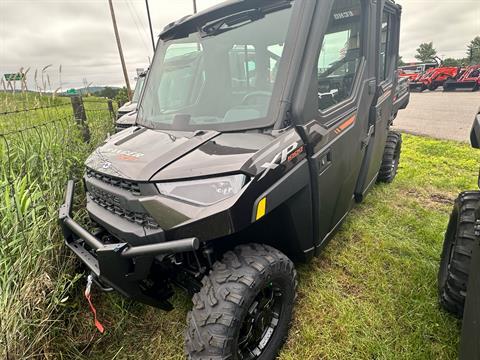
top-left (241, 91), bottom-right (272, 106)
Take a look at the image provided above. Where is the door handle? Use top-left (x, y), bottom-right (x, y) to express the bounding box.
top-left (362, 125), bottom-right (375, 149)
top-left (317, 150), bottom-right (332, 174)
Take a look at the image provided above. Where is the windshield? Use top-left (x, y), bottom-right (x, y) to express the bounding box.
top-left (138, 3), bottom-right (294, 131)
top-left (132, 75), bottom-right (146, 103)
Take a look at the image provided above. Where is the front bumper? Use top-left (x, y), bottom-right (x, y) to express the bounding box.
top-left (59, 180), bottom-right (199, 309)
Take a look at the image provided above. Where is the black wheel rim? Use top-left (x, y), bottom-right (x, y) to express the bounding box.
top-left (237, 281), bottom-right (284, 359)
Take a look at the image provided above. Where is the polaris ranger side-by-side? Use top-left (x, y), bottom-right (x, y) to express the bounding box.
top-left (116, 70), bottom-right (147, 119)
top-left (60, 1), bottom-right (406, 358)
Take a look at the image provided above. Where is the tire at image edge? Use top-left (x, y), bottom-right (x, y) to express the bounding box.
top-left (438, 191), bottom-right (480, 318)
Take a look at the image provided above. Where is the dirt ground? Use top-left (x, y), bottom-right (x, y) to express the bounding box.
top-left (393, 90), bottom-right (480, 142)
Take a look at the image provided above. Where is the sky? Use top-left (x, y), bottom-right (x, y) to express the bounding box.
top-left (0, 0), bottom-right (479, 89)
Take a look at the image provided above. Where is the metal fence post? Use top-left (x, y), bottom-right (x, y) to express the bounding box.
top-left (107, 99), bottom-right (116, 125)
top-left (70, 95), bottom-right (90, 143)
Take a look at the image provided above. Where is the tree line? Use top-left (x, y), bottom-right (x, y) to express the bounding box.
top-left (400, 36), bottom-right (480, 67)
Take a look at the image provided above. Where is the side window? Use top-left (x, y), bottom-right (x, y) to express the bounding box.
top-left (317, 0), bottom-right (362, 111)
top-left (379, 11), bottom-right (394, 82)
top-left (229, 45), bottom-right (257, 90)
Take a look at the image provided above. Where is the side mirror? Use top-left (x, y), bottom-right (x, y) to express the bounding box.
top-left (470, 109), bottom-right (480, 149)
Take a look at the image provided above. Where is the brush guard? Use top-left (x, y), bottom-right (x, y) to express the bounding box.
top-left (59, 180), bottom-right (200, 309)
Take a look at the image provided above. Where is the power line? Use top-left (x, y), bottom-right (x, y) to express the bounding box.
top-left (125, 0), bottom-right (150, 54)
top-left (127, 0), bottom-right (151, 42)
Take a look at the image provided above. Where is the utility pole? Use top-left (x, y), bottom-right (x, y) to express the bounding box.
top-left (108, 0), bottom-right (132, 100)
top-left (145, 0), bottom-right (155, 52)
top-left (193, 0), bottom-right (197, 13)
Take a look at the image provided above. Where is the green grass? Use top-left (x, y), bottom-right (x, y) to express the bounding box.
top-left (0, 94), bottom-right (115, 359)
top-left (52, 135), bottom-right (475, 359)
top-left (1, 94), bottom-right (475, 360)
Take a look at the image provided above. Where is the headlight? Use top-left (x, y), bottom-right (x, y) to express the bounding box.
top-left (156, 174), bottom-right (247, 206)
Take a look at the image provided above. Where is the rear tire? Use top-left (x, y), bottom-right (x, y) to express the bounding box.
top-left (185, 244), bottom-right (297, 360)
top-left (443, 82), bottom-right (454, 92)
top-left (428, 82), bottom-right (438, 91)
top-left (438, 191), bottom-right (480, 317)
top-left (377, 131), bottom-right (402, 183)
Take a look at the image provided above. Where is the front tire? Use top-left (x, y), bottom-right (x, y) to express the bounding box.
top-left (185, 244), bottom-right (297, 360)
top-left (438, 191), bottom-right (480, 317)
top-left (377, 131), bottom-right (402, 183)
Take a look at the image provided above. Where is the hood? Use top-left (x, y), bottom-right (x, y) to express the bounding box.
top-left (152, 132), bottom-right (275, 181)
top-left (85, 128), bottom-right (220, 181)
top-left (86, 129), bottom-right (276, 182)
top-left (118, 102), bottom-right (137, 114)
top-left (116, 111), bottom-right (137, 125)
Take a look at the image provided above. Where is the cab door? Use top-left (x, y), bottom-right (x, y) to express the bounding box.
top-left (294, 0), bottom-right (375, 251)
top-left (355, 2), bottom-right (400, 198)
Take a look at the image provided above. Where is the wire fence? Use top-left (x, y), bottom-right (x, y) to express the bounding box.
top-left (0, 96), bottom-right (116, 358)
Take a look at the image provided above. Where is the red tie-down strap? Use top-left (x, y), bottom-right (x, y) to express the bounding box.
top-left (84, 275), bottom-right (105, 334)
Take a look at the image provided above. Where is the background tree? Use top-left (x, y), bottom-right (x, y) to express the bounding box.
top-left (98, 86), bottom-right (119, 99)
top-left (467, 36), bottom-right (480, 65)
top-left (115, 87), bottom-right (129, 106)
top-left (415, 42), bottom-right (437, 63)
top-left (442, 58), bottom-right (462, 67)
top-left (398, 55), bottom-right (405, 67)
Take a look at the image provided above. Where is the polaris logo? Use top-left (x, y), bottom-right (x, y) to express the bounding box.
top-left (103, 147), bottom-right (145, 158)
top-left (333, 11), bottom-right (354, 20)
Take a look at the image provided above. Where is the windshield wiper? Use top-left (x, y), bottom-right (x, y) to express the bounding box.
top-left (200, 2), bottom-right (292, 38)
top-left (200, 9), bottom-right (264, 37)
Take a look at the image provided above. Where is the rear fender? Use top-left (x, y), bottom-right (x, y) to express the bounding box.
top-left (471, 109), bottom-right (480, 149)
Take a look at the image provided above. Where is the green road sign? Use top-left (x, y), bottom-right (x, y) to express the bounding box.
top-left (66, 88), bottom-right (78, 95)
top-left (4, 73), bottom-right (25, 81)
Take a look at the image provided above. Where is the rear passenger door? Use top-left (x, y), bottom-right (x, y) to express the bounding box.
top-left (355, 3), bottom-right (400, 198)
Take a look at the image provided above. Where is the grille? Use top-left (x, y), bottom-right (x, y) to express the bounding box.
top-left (85, 169), bottom-right (159, 229)
top-left (86, 168), bottom-right (141, 196)
top-left (89, 192), bottom-right (159, 229)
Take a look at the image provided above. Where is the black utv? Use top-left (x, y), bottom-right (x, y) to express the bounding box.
top-left (60, 0), bottom-right (406, 358)
top-left (438, 108), bottom-right (480, 359)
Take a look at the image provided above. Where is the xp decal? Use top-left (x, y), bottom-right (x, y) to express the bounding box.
top-left (259, 141), bottom-right (304, 179)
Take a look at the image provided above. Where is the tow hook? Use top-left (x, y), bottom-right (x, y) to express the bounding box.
top-left (84, 274), bottom-right (105, 334)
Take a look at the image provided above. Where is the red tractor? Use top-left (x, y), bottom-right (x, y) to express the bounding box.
top-left (444, 64), bottom-right (480, 92)
top-left (409, 66), bottom-right (460, 92)
top-left (399, 62), bottom-right (438, 82)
